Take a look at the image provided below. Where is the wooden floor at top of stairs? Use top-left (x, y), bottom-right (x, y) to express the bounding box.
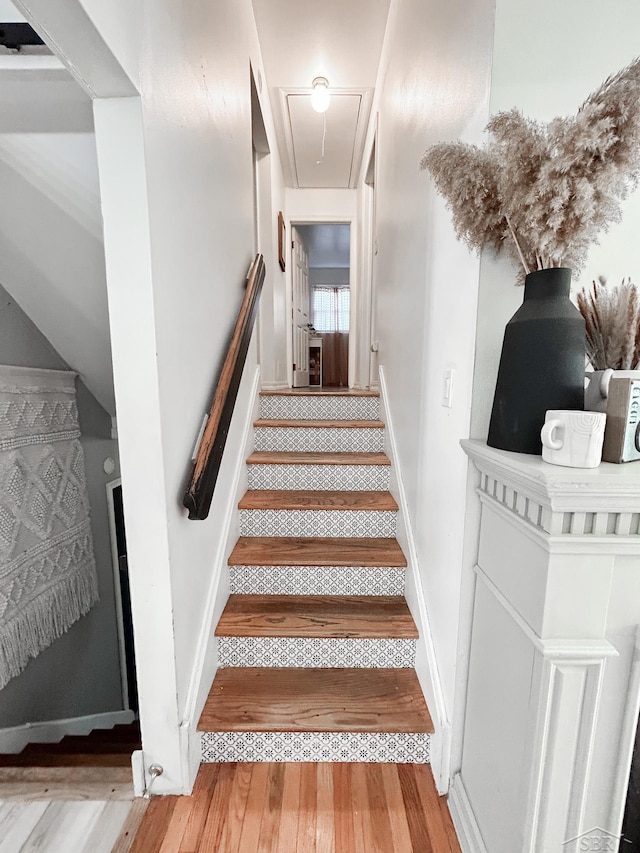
top-left (238, 490), bottom-right (398, 511)
top-left (260, 388), bottom-right (379, 396)
top-left (128, 762), bottom-right (461, 853)
top-left (246, 450), bottom-right (391, 466)
top-left (255, 419), bottom-right (385, 429)
top-left (228, 536), bottom-right (407, 567)
top-left (215, 595), bottom-right (418, 639)
top-left (198, 668), bottom-right (432, 733)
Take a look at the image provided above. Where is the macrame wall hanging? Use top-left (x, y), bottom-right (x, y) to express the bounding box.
top-left (0, 365), bottom-right (98, 689)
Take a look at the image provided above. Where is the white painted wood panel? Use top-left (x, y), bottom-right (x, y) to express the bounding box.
top-left (461, 442), bottom-right (639, 851)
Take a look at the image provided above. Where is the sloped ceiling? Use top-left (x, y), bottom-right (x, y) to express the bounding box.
top-left (0, 53), bottom-right (115, 416)
top-left (252, 0), bottom-right (390, 188)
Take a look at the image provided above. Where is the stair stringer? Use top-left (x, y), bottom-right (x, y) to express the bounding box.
top-left (182, 365), bottom-right (261, 792)
top-left (378, 366), bottom-right (451, 794)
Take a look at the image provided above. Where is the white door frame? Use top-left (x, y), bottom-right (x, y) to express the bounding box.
top-left (15, 0), bottom-right (190, 796)
top-left (286, 215), bottom-right (359, 389)
top-left (359, 120), bottom-right (378, 390)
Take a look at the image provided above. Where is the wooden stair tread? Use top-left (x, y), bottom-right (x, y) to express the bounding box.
top-left (0, 753), bottom-right (134, 767)
top-left (260, 389), bottom-right (379, 397)
top-left (228, 537), bottom-right (407, 567)
top-left (239, 490), bottom-right (398, 511)
top-left (198, 668), bottom-right (433, 733)
top-left (255, 419), bottom-right (385, 428)
top-left (216, 595), bottom-right (417, 638)
top-left (21, 740), bottom-right (137, 755)
top-left (246, 450), bottom-right (391, 466)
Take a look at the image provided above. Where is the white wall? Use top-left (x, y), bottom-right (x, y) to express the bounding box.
top-left (66, 0), bottom-right (285, 793)
top-left (285, 188), bottom-right (357, 221)
top-left (471, 0), bottom-right (640, 439)
top-left (309, 268), bottom-right (350, 287)
top-left (367, 0), bottom-right (494, 756)
top-left (0, 282), bottom-right (123, 731)
top-left (0, 72), bottom-right (115, 415)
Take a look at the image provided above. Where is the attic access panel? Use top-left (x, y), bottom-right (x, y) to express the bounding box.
top-left (0, 23), bottom-right (44, 49)
top-left (287, 93), bottom-right (362, 188)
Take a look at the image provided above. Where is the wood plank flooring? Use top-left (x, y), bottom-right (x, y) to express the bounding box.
top-left (0, 767), bottom-right (135, 801)
top-left (246, 451), bottom-right (391, 466)
top-left (238, 490), bottom-right (398, 510)
top-left (228, 537), bottom-right (407, 567)
top-left (198, 668), bottom-right (433, 733)
top-left (0, 795), bottom-right (145, 853)
top-left (216, 595), bottom-right (418, 638)
top-left (254, 419), bottom-right (385, 429)
top-left (259, 389), bottom-right (380, 397)
top-left (129, 763), bottom-right (460, 853)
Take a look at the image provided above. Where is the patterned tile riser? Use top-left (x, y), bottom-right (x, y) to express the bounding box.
top-left (254, 427), bottom-right (385, 453)
top-left (247, 464), bottom-right (390, 492)
top-left (239, 509), bottom-right (397, 538)
top-left (260, 396), bottom-right (380, 421)
top-left (201, 731), bottom-right (430, 763)
top-left (229, 566), bottom-right (405, 596)
top-left (217, 637), bottom-right (416, 668)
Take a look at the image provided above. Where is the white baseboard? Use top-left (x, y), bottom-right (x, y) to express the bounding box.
top-left (449, 773), bottom-right (488, 853)
top-left (181, 365), bottom-right (262, 789)
top-left (0, 709), bottom-right (135, 754)
top-left (378, 366), bottom-right (450, 792)
top-left (259, 382), bottom-right (289, 391)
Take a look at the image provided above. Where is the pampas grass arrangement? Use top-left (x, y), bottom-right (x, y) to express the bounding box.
top-left (420, 58), bottom-right (640, 282)
top-left (577, 276), bottom-right (640, 369)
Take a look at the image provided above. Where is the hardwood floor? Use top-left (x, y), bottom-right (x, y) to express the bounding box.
top-left (238, 490), bottom-right (398, 510)
top-left (228, 537), bottom-right (407, 567)
top-left (0, 794), bottom-right (146, 853)
top-left (129, 763), bottom-right (461, 853)
top-left (215, 595), bottom-right (418, 638)
top-left (198, 668), bottom-right (432, 733)
top-left (246, 451), bottom-right (391, 466)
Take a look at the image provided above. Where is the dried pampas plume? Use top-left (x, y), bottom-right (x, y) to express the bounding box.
top-left (577, 277), bottom-right (640, 370)
top-left (420, 58), bottom-right (640, 282)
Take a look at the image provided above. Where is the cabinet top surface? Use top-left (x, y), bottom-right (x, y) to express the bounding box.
top-left (462, 439), bottom-right (640, 511)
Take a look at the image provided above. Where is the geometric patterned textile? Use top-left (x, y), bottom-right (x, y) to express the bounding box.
top-left (247, 462), bottom-right (390, 491)
top-left (229, 565), bottom-right (405, 596)
top-left (260, 394), bottom-right (379, 421)
top-left (201, 731), bottom-right (430, 763)
top-left (238, 508), bottom-right (397, 538)
top-left (254, 425), bottom-right (385, 453)
top-left (217, 636), bottom-right (416, 668)
top-left (0, 365), bottom-right (98, 688)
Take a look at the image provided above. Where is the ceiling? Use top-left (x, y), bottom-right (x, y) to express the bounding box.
top-left (252, 0), bottom-right (391, 189)
top-left (297, 224), bottom-right (350, 268)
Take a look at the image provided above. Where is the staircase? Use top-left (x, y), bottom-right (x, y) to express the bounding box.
top-left (0, 721), bottom-right (141, 768)
top-left (198, 389), bottom-right (432, 763)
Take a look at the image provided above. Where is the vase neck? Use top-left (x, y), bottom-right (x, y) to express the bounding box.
top-left (524, 268), bottom-right (572, 300)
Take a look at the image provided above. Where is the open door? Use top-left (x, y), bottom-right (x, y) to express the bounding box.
top-left (291, 225), bottom-right (310, 387)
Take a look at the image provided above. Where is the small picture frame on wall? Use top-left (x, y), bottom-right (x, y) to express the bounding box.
top-left (278, 211), bottom-right (286, 272)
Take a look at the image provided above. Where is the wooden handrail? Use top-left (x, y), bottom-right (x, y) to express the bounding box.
top-left (184, 254), bottom-right (266, 520)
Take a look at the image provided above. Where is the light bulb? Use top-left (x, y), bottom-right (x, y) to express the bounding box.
top-left (310, 77), bottom-right (330, 113)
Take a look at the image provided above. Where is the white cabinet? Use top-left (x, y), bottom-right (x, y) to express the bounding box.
top-left (454, 441), bottom-right (640, 852)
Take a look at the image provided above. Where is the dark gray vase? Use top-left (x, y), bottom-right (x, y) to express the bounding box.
top-left (487, 267), bottom-right (585, 454)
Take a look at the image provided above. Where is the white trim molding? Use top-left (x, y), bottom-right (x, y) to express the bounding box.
top-left (0, 709), bottom-right (135, 754)
top-left (449, 773), bottom-right (488, 853)
top-left (182, 365), bottom-right (261, 791)
top-left (379, 367), bottom-right (450, 792)
top-left (460, 440), bottom-right (640, 852)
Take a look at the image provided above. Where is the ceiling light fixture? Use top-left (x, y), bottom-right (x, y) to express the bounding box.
top-left (310, 77), bottom-right (330, 113)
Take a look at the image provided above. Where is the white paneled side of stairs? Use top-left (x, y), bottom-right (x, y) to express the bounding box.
top-left (198, 391), bottom-right (433, 763)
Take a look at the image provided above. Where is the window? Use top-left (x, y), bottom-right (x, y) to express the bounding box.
top-left (312, 286), bottom-right (350, 332)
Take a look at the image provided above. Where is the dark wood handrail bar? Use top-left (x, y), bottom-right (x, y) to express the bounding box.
top-left (184, 254), bottom-right (266, 520)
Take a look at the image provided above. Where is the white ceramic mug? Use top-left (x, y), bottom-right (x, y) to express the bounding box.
top-left (540, 410), bottom-right (606, 468)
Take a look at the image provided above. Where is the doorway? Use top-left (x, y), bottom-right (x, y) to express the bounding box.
top-left (294, 223), bottom-right (351, 389)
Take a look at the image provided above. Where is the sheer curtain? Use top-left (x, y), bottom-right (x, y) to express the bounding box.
top-left (312, 286), bottom-right (349, 387)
